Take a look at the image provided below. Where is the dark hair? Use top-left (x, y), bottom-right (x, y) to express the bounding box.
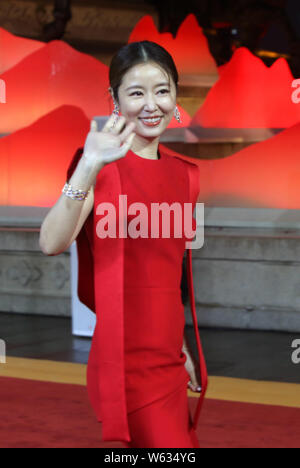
top-left (109, 40), bottom-right (179, 103)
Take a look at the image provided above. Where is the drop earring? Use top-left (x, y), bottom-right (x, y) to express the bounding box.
top-left (109, 87), bottom-right (120, 128)
top-left (112, 99), bottom-right (120, 127)
top-left (174, 105), bottom-right (181, 123)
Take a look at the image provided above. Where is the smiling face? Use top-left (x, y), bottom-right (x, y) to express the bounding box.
top-left (114, 62), bottom-right (177, 141)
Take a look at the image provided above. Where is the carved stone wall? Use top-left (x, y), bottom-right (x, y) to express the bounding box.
top-left (0, 228), bottom-right (71, 316)
top-left (2, 210), bottom-right (300, 331)
top-left (184, 225), bottom-right (300, 333)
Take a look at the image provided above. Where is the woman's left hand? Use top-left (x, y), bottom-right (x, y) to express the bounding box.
top-left (183, 347), bottom-right (202, 393)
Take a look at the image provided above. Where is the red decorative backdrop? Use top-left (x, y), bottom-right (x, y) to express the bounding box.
top-left (0, 16), bottom-right (299, 208)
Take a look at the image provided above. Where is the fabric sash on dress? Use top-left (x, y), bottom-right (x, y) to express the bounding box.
top-left (93, 161), bottom-right (130, 442)
top-left (186, 163), bottom-right (208, 430)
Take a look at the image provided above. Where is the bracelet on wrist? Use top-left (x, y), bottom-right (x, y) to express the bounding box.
top-left (62, 182), bottom-right (90, 201)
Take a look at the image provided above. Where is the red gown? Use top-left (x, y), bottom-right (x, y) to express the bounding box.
top-left (66, 144), bottom-right (208, 447)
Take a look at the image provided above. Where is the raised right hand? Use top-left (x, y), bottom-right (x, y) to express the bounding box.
top-left (82, 114), bottom-right (136, 171)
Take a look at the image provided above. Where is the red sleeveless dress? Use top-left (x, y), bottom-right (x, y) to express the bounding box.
top-left (67, 144), bottom-right (207, 446)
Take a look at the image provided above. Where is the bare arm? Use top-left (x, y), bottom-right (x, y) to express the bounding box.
top-left (39, 115), bottom-right (136, 256)
top-left (39, 157), bottom-right (101, 256)
top-left (182, 331), bottom-right (193, 353)
top-left (183, 333), bottom-right (188, 351)
top-left (183, 331), bottom-right (202, 392)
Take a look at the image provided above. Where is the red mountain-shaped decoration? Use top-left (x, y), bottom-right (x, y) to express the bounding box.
top-left (0, 105), bottom-right (90, 206)
top-left (0, 103), bottom-right (190, 206)
top-left (0, 27), bottom-right (44, 74)
top-left (191, 47), bottom-right (300, 128)
top-left (163, 122), bottom-right (300, 209)
top-left (0, 36), bottom-right (190, 132)
top-left (0, 40), bottom-right (111, 133)
top-left (128, 14), bottom-right (218, 76)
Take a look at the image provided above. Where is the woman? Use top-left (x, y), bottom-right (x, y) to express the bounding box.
top-left (40, 40), bottom-right (207, 448)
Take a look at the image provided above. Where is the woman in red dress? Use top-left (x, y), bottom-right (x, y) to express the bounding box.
top-left (40, 40), bottom-right (207, 448)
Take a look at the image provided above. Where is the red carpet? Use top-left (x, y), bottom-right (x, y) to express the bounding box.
top-left (0, 376), bottom-right (299, 448)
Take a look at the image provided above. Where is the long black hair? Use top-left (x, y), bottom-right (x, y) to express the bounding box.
top-left (109, 40), bottom-right (179, 103)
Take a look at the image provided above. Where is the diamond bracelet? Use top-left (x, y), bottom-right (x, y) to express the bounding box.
top-left (62, 182), bottom-right (90, 201)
